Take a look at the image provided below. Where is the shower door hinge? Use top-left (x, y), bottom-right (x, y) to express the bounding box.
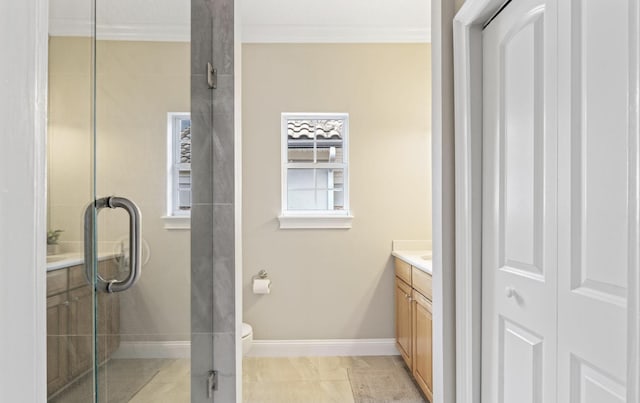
top-left (207, 63), bottom-right (217, 89)
top-left (207, 370), bottom-right (218, 398)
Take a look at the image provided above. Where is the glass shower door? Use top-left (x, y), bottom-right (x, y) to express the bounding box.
top-left (47, 1), bottom-right (191, 401)
top-left (46, 33), bottom-right (100, 402)
top-left (91, 1), bottom-right (192, 401)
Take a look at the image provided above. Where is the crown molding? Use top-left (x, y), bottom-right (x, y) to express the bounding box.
top-left (242, 24), bottom-right (431, 43)
top-left (49, 19), bottom-right (190, 42)
top-left (50, 20), bottom-right (430, 44)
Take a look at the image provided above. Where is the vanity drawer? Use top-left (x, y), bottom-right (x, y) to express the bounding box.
top-left (395, 258), bottom-right (412, 285)
top-left (69, 264), bottom-right (87, 289)
top-left (412, 267), bottom-right (432, 301)
top-left (47, 269), bottom-right (68, 296)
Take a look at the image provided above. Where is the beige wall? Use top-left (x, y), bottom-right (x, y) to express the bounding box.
top-left (48, 37), bottom-right (190, 341)
top-left (242, 43), bottom-right (431, 339)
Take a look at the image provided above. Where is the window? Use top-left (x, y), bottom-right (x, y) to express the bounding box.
top-left (164, 112), bottom-right (191, 229)
top-left (279, 113), bottom-right (353, 229)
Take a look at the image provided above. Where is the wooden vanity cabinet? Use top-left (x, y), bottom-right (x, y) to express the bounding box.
top-left (67, 285), bottom-right (93, 378)
top-left (394, 257), bottom-right (433, 401)
top-left (47, 259), bottom-right (120, 398)
top-left (412, 289), bottom-right (433, 402)
top-left (395, 277), bottom-right (413, 367)
top-left (47, 293), bottom-right (69, 395)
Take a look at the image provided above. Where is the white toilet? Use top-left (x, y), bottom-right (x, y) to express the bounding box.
top-left (242, 322), bottom-right (253, 355)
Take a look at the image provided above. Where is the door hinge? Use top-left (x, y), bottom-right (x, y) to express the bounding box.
top-left (207, 63), bottom-right (217, 89)
top-left (207, 370), bottom-right (218, 398)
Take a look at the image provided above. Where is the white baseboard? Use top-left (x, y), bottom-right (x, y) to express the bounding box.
top-left (111, 341), bottom-right (191, 359)
top-left (111, 339), bottom-right (398, 359)
top-left (247, 339), bottom-right (399, 357)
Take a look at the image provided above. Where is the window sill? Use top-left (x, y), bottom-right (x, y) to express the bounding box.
top-left (278, 214), bottom-right (353, 229)
top-left (162, 216), bottom-right (190, 230)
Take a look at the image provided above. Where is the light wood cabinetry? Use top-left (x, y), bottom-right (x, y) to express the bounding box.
top-left (395, 258), bottom-right (412, 284)
top-left (412, 266), bottom-right (432, 301)
top-left (394, 257), bottom-right (433, 401)
top-left (395, 277), bottom-right (413, 367)
top-left (412, 289), bottom-right (433, 402)
top-left (46, 259), bottom-right (120, 398)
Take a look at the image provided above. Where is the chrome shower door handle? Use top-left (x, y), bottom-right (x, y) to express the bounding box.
top-left (84, 196), bottom-right (142, 293)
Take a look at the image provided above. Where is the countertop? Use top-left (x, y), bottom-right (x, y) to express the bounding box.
top-left (391, 240), bottom-right (432, 274)
top-left (391, 250), bottom-right (433, 274)
top-left (46, 252), bottom-right (120, 272)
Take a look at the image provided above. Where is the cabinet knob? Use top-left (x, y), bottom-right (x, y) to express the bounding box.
top-left (63, 300), bottom-right (70, 306)
top-left (505, 286), bottom-right (517, 299)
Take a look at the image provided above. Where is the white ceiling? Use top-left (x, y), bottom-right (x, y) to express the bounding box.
top-left (49, 0), bottom-right (431, 43)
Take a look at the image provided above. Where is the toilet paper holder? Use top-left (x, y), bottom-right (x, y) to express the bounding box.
top-left (252, 270), bottom-right (271, 295)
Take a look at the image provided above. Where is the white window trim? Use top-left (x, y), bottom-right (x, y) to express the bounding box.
top-left (161, 215), bottom-right (191, 230)
top-left (278, 214), bottom-right (354, 229)
top-left (279, 112), bottom-right (353, 229)
top-left (164, 112), bottom-right (191, 230)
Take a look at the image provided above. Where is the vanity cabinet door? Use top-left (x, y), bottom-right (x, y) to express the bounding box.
top-left (97, 291), bottom-right (120, 362)
top-left (68, 286), bottom-right (93, 378)
top-left (98, 260), bottom-right (120, 359)
top-left (412, 290), bottom-right (433, 402)
top-left (47, 293), bottom-right (69, 396)
top-left (396, 277), bottom-right (413, 369)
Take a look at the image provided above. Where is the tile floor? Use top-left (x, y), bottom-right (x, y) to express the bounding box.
top-left (49, 359), bottom-right (187, 403)
top-left (50, 356), bottom-right (427, 403)
top-left (243, 356), bottom-right (427, 403)
top-left (129, 359), bottom-right (190, 403)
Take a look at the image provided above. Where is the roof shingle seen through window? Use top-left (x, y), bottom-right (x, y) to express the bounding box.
top-left (180, 126), bottom-right (191, 163)
top-left (287, 119), bottom-right (343, 140)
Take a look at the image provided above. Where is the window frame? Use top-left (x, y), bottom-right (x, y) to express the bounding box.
top-left (163, 112), bottom-right (191, 230)
top-left (279, 112), bottom-right (353, 229)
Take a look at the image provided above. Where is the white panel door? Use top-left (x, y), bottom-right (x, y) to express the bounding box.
top-left (482, 0), bottom-right (558, 402)
top-left (557, 1), bottom-right (631, 402)
top-left (483, 0), bottom-right (635, 402)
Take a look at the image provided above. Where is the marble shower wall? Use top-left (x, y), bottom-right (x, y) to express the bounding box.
top-left (191, 0), bottom-right (236, 401)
